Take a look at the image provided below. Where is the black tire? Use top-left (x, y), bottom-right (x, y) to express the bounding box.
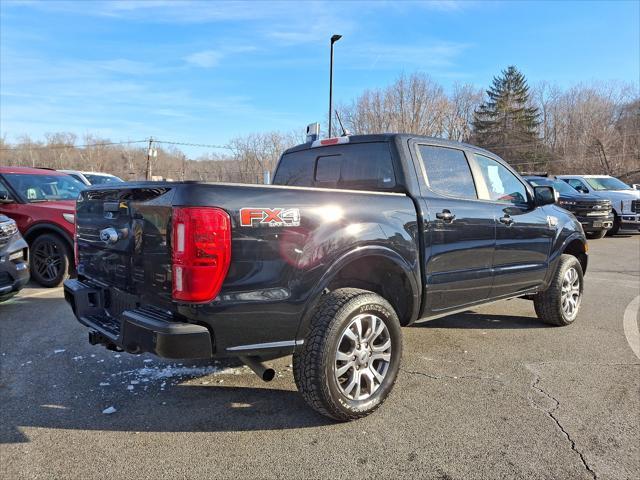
top-left (533, 254), bottom-right (584, 326)
top-left (293, 288), bottom-right (402, 421)
top-left (605, 214), bottom-right (621, 236)
top-left (586, 230), bottom-right (607, 239)
top-left (30, 233), bottom-right (71, 287)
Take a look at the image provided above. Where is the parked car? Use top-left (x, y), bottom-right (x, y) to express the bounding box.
top-left (0, 214), bottom-right (29, 302)
top-left (64, 134), bottom-right (588, 421)
top-left (524, 176), bottom-right (613, 239)
top-left (557, 175), bottom-right (640, 235)
top-left (59, 170), bottom-right (123, 186)
top-left (0, 167), bottom-right (82, 287)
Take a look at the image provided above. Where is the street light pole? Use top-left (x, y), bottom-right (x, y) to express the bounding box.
top-left (328, 34), bottom-right (342, 138)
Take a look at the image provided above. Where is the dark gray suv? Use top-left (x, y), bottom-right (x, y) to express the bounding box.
top-left (0, 214), bottom-right (29, 302)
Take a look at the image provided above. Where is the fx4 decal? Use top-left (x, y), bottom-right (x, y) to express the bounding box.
top-left (240, 208), bottom-right (301, 227)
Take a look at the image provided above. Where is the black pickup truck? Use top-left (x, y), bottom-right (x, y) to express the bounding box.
top-left (64, 134), bottom-right (588, 420)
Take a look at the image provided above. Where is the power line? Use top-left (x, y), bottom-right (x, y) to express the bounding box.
top-left (153, 140), bottom-right (233, 150)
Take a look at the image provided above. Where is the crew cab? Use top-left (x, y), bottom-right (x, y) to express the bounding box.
top-left (557, 175), bottom-right (640, 235)
top-left (524, 176), bottom-right (613, 239)
top-left (0, 167), bottom-right (84, 287)
top-left (64, 134), bottom-right (588, 420)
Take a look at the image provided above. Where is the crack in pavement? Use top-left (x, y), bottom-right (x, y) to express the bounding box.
top-left (400, 367), bottom-right (503, 383)
top-left (526, 365), bottom-right (597, 479)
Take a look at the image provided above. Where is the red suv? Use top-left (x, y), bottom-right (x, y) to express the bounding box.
top-left (0, 167), bottom-right (83, 287)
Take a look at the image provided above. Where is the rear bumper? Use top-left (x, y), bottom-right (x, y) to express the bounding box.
top-left (63, 279), bottom-right (213, 359)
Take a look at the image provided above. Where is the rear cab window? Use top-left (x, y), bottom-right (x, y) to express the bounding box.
top-left (273, 142), bottom-right (398, 191)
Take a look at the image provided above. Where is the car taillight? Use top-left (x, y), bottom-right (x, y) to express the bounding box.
top-left (171, 207), bottom-right (231, 303)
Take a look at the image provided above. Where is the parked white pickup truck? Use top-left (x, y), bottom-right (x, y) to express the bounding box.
top-left (557, 175), bottom-right (640, 235)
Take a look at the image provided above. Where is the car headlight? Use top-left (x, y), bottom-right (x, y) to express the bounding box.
top-left (0, 218), bottom-right (18, 237)
top-left (62, 213), bottom-right (75, 224)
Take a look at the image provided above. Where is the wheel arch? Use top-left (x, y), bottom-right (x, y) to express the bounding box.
top-left (296, 246), bottom-right (421, 341)
top-left (24, 222), bottom-right (73, 251)
top-left (561, 236), bottom-right (588, 274)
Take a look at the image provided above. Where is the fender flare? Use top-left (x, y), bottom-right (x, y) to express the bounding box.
top-left (24, 222), bottom-right (73, 251)
top-left (295, 245), bottom-right (421, 340)
top-left (545, 231), bottom-right (588, 285)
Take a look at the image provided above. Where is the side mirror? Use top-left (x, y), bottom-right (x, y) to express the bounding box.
top-left (0, 191), bottom-right (14, 203)
top-left (533, 185), bottom-right (557, 207)
top-left (576, 185), bottom-right (588, 194)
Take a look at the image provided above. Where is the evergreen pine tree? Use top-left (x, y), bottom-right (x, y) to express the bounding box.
top-left (473, 66), bottom-right (546, 168)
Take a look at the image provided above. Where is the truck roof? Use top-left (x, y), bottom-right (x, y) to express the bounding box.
top-left (282, 133), bottom-right (499, 158)
top-left (0, 166), bottom-right (66, 175)
top-left (556, 174), bottom-right (612, 179)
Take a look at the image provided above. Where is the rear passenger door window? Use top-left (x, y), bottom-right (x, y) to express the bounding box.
top-left (418, 145), bottom-right (477, 199)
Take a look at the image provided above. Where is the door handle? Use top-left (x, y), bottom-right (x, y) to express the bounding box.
top-left (436, 210), bottom-right (455, 223)
top-left (499, 215), bottom-right (514, 226)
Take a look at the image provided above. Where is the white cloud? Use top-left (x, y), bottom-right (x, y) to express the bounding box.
top-left (184, 50), bottom-right (223, 68)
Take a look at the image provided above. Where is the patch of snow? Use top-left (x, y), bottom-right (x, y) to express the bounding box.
top-left (143, 359), bottom-right (153, 363)
top-left (99, 382), bottom-right (110, 387)
top-left (72, 356), bottom-right (83, 361)
top-left (102, 406), bottom-right (117, 414)
top-left (54, 349), bottom-right (66, 354)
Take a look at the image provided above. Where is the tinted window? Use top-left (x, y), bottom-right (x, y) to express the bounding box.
top-left (565, 179), bottom-right (589, 192)
top-left (526, 178), bottom-right (575, 196)
top-left (274, 142), bottom-right (396, 191)
top-left (419, 145), bottom-right (477, 199)
top-left (315, 156), bottom-right (341, 184)
top-left (85, 174), bottom-right (123, 185)
top-left (474, 154), bottom-right (528, 205)
top-left (4, 173), bottom-right (85, 202)
top-left (0, 180), bottom-right (12, 200)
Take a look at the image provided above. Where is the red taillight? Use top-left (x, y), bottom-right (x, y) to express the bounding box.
top-left (171, 207), bottom-right (231, 303)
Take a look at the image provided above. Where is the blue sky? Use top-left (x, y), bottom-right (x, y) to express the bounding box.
top-left (1, 0), bottom-right (638, 156)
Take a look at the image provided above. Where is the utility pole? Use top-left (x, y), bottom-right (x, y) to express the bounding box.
top-left (328, 34), bottom-right (342, 138)
top-left (181, 153), bottom-right (186, 181)
top-left (145, 137), bottom-right (156, 180)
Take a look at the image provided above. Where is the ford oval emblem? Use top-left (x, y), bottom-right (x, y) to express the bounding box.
top-left (100, 227), bottom-right (119, 244)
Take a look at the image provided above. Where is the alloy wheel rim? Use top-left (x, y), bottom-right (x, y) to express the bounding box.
top-left (561, 267), bottom-right (581, 320)
top-left (334, 313), bottom-right (392, 401)
top-left (33, 241), bottom-right (62, 281)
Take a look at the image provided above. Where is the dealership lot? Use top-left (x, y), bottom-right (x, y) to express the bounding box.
top-left (1, 233), bottom-right (639, 480)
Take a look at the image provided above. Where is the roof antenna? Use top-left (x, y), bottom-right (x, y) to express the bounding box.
top-left (335, 110), bottom-right (349, 136)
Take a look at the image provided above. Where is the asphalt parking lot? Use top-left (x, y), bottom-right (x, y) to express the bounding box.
top-left (1, 232), bottom-right (639, 480)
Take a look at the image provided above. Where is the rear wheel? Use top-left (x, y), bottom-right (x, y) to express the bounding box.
top-left (534, 254), bottom-right (584, 326)
top-left (586, 230), bottom-right (607, 239)
top-left (293, 288), bottom-right (402, 421)
top-left (30, 233), bottom-right (71, 287)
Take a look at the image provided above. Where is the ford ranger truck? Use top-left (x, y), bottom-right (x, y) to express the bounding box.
top-left (64, 134), bottom-right (588, 421)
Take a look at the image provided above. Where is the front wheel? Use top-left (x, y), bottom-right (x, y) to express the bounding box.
top-left (293, 288), bottom-right (402, 421)
top-left (605, 214), bottom-right (621, 236)
top-left (30, 233), bottom-right (72, 287)
top-left (534, 254), bottom-right (584, 326)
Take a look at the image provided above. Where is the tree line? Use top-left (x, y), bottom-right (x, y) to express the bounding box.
top-left (1, 67), bottom-right (638, 183)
